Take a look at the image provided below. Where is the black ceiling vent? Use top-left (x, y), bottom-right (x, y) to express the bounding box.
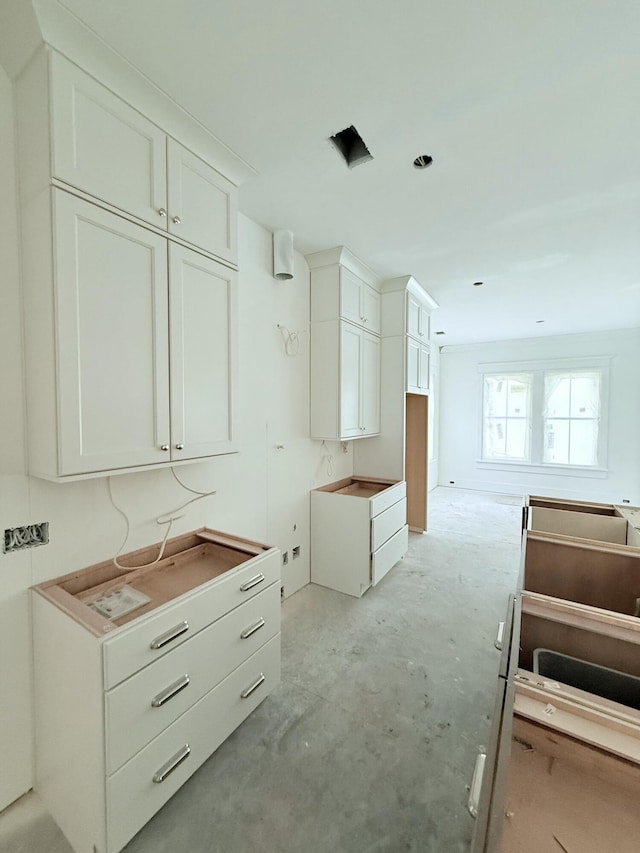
top-left (329, 125), bottom-right (373, 168)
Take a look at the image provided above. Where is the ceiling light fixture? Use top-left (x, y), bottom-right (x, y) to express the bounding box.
top-left (435, 330), bottom-right (446, 335)
top-left (536, 320), bottom-right (545, 324)
top-left (413, 154), bottom-right (433, 169)
top-left (473, 281), bottom-right (483, 287)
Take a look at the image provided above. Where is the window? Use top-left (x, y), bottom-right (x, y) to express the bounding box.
top-left (483, 374), bottom-right (532, 461)
top-left (480, 360), bottom-right (608, 472)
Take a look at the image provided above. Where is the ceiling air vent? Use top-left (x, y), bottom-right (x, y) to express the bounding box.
top-left (329, 125), bottom-right (373, 168)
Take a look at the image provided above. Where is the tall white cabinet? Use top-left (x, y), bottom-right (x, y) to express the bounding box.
top-left (16, 47), bottom-right (239, 480)
top-left (307, 247), bottom-right (382, 441)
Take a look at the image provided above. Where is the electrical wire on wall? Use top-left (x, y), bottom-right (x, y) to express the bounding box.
top-left (277, 324), bottom-right (309, 357)
top-left (321, 440), bottom-right (335, 477)
top-left (107, 469), bottom-right (217, 571)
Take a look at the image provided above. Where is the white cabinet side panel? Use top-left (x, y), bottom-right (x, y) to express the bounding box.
top-left (15, 47), bottom-right (51, 204)
top-left (311, 490), bottom-right (371, 597)
top-left (310, 321), bottom-right (339, 440)
top-left (21, 190), bottom-right (58, 478)
top-left (32, 593), bottom-right (106, 853)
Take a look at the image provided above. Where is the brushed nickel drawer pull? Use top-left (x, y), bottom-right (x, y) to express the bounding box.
top-left (151, 674), bottom-right (190, 707)
top-left (150, 621), bottom-right (189, 650)
top-left (240, 673), bottom-right (266, 699)
top-left (152, 744), bottom-right (191, 783)
top-left (467, 750), bottom-right (486, 818)
top-left (240, 573), bottom-right (265, 592)
top-left (495, 621), bottom-right (505, 651)
top-left (240, 618), bottom-right (265, 640)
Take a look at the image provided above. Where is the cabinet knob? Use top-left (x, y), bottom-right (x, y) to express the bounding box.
top-left (160, 444), bottom-right (169, 451)
top-left (158, 208), bottom-right (167, 217)
top-left (172, 215), bottom-right (182, 225)
top-left (175, 443), bottom-right (184, 450)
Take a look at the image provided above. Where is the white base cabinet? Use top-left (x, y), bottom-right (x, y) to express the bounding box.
top-left (311, 477), bottom-right (408, 597)
top-left (32, 529), bottom-right (281, 853)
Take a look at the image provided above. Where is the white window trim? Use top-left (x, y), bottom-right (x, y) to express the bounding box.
top-left (476, 355), bottom-right (611, 476)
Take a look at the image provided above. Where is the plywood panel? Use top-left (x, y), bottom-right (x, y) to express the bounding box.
top-left (405, 393), bottom-right (427, 532)
top-left (529, 506), bottom-right (628, 543)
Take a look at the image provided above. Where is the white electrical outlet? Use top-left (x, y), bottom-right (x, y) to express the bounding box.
top-left (88, 585), bottom-right (150, 620)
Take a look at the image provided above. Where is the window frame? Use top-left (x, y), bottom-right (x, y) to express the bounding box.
top-left (476, 356), bottom-right (610, 478)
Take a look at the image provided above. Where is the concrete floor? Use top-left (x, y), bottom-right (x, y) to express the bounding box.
top-left (1, 487), bottom-right (522, 853)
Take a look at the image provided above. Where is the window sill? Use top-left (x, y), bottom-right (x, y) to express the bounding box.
top-left (475, 460), bottom-right (608, 479)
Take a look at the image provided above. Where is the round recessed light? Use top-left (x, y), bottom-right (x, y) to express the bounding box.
top-left (536, 320), bottom-right (545, 324)
top-left (473, 281), bottom-right (483, 287)
top-left (413, 154), bottom-right (433, 169)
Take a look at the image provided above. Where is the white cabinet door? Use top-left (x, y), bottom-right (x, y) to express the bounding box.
top-left (362, 285), bottom-right (381, 334)
top-left (419, 345), bottom-right (430, 393)
top-left (407, 293), bottom-right (421, 339)
top-left (339, 323), bottom-right (363, 438)
top-left (407, 337), bottom-right (421, 394)
top-left (361, 332), bottom-right (380, 435)
top-left (340, 268), bottom-right (363, 326)
top-left (169, 245), bottom-right (237, 459)
top-left (51, 54), bottom-right (168, 229)
top-left (167, 139), bottom-right (237, 264)
top-left (54, 192), bottom-right (170, 475)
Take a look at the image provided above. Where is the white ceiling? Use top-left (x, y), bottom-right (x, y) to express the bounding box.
top-left (28, 2), bottom-right (640, 343)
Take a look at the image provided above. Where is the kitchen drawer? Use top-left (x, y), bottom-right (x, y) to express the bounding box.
top-left (371, 498), bottom-right (406, 552)
top-left (106, 634), bottom-right (280, 853)
top-left (371, 524), bottom-right (408, 586)
top-left (103, 550), bottom-right (280, 689)
top-left (369, 480), bottom-right (406, 517)
top-left (105, 582), bottom-right (280, 773)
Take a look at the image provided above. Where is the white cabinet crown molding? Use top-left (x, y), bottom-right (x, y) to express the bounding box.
top-left (382, 275), bottom-right (440, 311)
top-left (305, 245), bottom-right (382, 290)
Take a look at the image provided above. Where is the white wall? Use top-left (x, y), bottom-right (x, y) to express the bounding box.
top-left (0, 61), bottom-right (353, 809)
top-left (439, 329), bottom-right (640, 502)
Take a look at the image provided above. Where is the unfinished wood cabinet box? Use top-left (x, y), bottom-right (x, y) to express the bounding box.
top-left (31, 528), bottom-right (281, 853)
top-left (524, 494), bottom-right (640, 547)
top-left (311, 477), bottom-right (408, 597)
top-left (472, 492), bottom-right (640, 852)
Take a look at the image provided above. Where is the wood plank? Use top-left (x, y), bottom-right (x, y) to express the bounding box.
top-left (405, 393), bottom-right (427, 532)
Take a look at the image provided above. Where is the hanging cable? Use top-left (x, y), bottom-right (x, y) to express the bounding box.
top-left (107, 470), bottom-right (217, 572)
top-left (277, 324), bottom-right (309, 357)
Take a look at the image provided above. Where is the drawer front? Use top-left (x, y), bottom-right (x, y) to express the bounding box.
top-left (106, 634), bottom-right (280, 853)
top-left (103, 549), bottom-right (280, 689)
top-left (371, 524), bottom-right (408, 586)
top-left (369, 480), bottom-right (406, 518)
top-left (105, 582), bottom-right (280, 773)
top-left (371, 498), bottom-right (406, 552)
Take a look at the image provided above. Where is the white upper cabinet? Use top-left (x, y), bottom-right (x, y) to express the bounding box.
top-left (406, 338), bottom-right (431, 395)
top-left (50, 52), bottom-right (169, 231)
top-left (17, 49), bottom-right (238, 267)
top-left (167, 140), bottom-right (237, 266)
top-left (406, 292), bottom-right (430, 341)
top-left (340, 268), bottom-right (381, 334)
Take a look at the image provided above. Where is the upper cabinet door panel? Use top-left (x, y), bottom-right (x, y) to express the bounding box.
top-left (54, 192), bottom-right (170, 475)
top-left (169, 245), bottom-right (238, 459)
top-left (340, 268), bottom-right (363, 326)
top-left (407, 293), bottom-right (421, 338)
top-left (362, 285), bottom-right (381, 334)
top-left (167, 139), bottom-right (237, 265)
top-left (51, 55), bottom-right (168, 228)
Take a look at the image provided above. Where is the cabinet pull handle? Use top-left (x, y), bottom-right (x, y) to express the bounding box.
top-left (241, 673), bottom-right (266, 699)
top-left (240, 618), bottom-right (265, 640)
top-left (467, 750), bottom-right (486, 818)
top-left (160, 444), bottom-right (170, 451)
top-left (150, 621), bottom-right (190, 650)
top-left (152, 744), bottom-right (191, 783)
top-left (175, 443), bottom-right (184, 450)
top-left (158, 207), bottom-right (167, 217)
top-left (172, 215), bottom-right (182, 225)
top-left (240, 573), bottom-right (265, 592)
top-left (151, 674), bottom-right (190, 707)
top-left (495, 621), bottom-right (505, 651)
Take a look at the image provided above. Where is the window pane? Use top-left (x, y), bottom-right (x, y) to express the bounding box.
top-left (544, 419), bottom-right (570, 464)
top-left (505, 419), bottom-right (528, 459)
top-left (569, 420), bottom-right (598, 465)
top-left (570, 374), bottom-right (600, 419)
top-left (484, 377), bottom-right (507, 418)
top-left (506, 379), bottom-right (529, 417)
top-left (545, 375), bottom-right (571, 418)
top-left (484, 417), bottom-right (507, 458)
